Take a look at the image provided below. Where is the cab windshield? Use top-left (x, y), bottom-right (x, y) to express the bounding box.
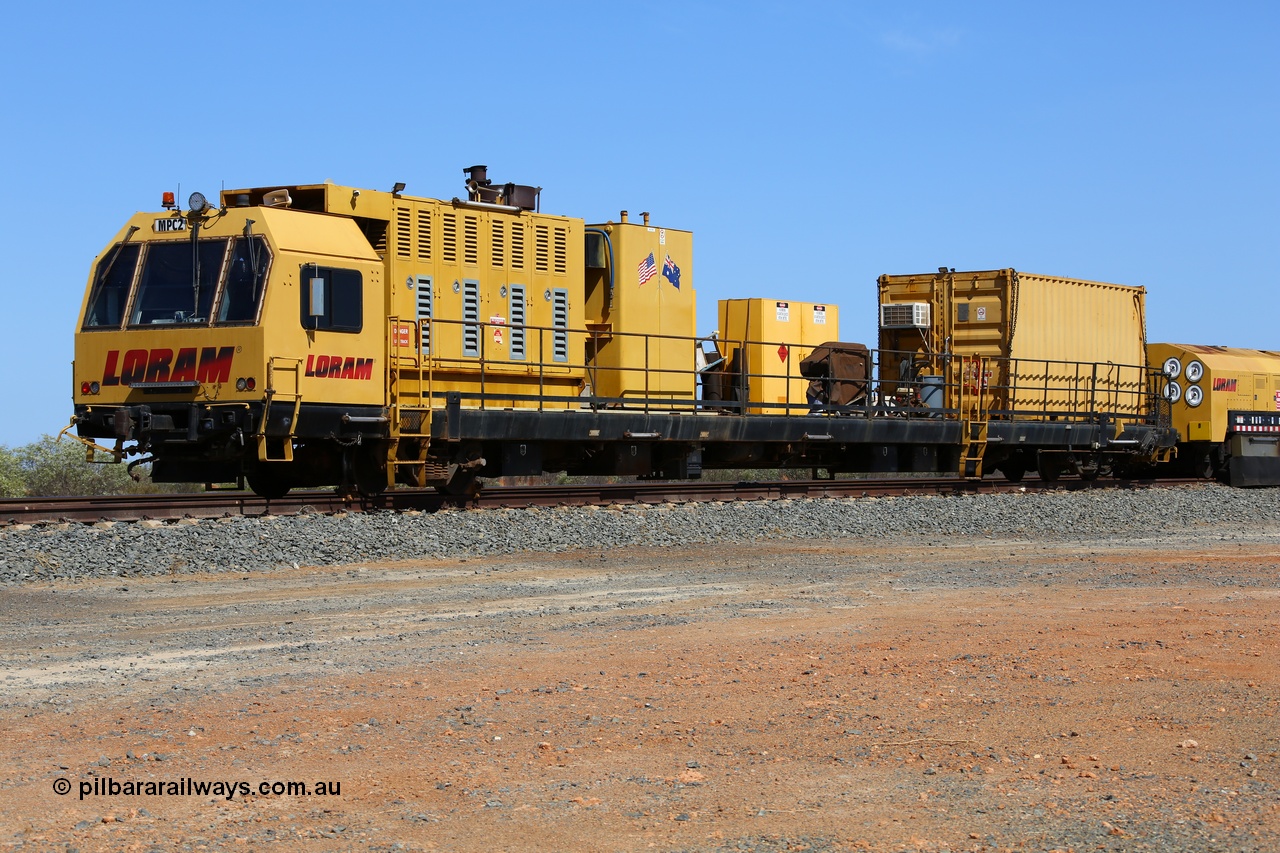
top-left (130, 240), bottom-right (225, 325)
top-left (81, 235), bottom-right (272, 330)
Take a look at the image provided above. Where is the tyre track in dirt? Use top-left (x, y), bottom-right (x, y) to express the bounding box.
top-left (1, 537), bottom-right (1278, 851)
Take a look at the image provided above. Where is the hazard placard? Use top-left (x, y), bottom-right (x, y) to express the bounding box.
top-left (395, 322), bottom-right (414, 348)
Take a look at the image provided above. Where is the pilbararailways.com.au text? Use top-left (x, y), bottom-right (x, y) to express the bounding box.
top-left (58, 777), bottom-right (342, 801)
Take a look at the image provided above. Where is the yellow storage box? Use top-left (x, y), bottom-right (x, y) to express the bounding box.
top-left (718, 299), bottom-right (839, 414)
top-left (582, 217), bottom-right (696, 402)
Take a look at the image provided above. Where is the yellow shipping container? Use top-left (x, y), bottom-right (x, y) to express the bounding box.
top-left (878, 268), bottom-right (1147, 419)
top-left (718, 299), bottom-right (839, 414)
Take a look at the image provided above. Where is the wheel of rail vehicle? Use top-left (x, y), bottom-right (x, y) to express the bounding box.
top-left (346, 445), bottom-right (388, 498)
top-left (1194, 445), bottom-right (1225, 481)
top-left (999, 454), bottom-right (1027, 484)
top-left (437, 469), bottom-right (482, 498)
top-left (1077, 454), bottom-right (1102, 482)
top-left (1036, 454), bottom-right (1063, 483)
top-left (246, 466), bottom-right (293, 501)
top-left (435, 447), bottom-right (486, 498)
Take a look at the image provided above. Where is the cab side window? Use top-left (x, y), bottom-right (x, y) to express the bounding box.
top-left (83, 243), bottom-right (141, 329)
top-left (218, 236), bottom-right (270, 324)
top-left (300, 265), bottom-right (362, 332)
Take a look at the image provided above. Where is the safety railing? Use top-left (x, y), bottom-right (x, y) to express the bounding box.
top-left (876, 349), bottom-right (1168, 428)
top-left (384, 316), bottom-right (1169, 427)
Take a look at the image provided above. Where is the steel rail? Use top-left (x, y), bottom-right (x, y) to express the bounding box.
top-left (0, 477), bottom-right (1206, 527)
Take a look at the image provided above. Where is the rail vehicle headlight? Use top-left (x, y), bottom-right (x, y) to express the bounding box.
top-left (1162, 380), bottom-right (1182, 404)
top-left (236, 378), bottom-right (246, 391)
top-left (80, 381), bottom-right (100, 396)
top-left (1161, 357), bottom-right (1182, 379)
top-left (1185, 384), bottom-right (1203, 408)
top-left (1185, 360), bottom-right (1205, 383)
top-left (188, 191), bottom-right (210, 214)
top-left (90, 381), bottom-right (100, 395)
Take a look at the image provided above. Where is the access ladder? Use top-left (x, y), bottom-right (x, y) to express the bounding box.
top-left (958, 356), bottom-right (990, 479)
top-left (258, 356), bottom-right (303, 462)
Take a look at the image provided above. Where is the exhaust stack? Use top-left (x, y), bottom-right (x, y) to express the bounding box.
top-left (463, 165), bottom-right (541, 212)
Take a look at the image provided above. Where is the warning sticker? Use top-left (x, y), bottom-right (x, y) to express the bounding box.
top-left (776, 302), bottom-right (790, 322)
top-left (395, 322), bottom-right (414, 348)
top-left (976, 306), bottom-right (987, 321)
top-left (813, 305), bottom-right (826, 325)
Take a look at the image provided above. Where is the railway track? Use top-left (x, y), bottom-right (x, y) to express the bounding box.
top-left (0, 476), bottom-right (1204, 526)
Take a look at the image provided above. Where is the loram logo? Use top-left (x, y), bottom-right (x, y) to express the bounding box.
top-left (103, 347), bottom-right (233, 386)
top-left (305, 354), bottom-right (374, 380)
top-left (1212, 377), bottom-right (1237, 392)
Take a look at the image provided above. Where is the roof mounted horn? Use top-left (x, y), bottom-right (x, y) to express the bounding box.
top-left (262, 189), bottom-right (292, 208)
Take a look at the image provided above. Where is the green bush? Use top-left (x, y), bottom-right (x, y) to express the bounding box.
top-left (0, 435), bottom-right (181, 497)
top-left (0, 447), bottom-right (23, 497)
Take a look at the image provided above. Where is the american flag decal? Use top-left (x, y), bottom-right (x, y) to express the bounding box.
top-left (638, 252), bottom-right (657, 286)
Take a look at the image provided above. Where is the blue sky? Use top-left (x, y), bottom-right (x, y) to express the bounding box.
top-left (1, 2), bottom-right (1276, 448)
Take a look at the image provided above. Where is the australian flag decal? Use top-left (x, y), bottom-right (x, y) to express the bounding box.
top-left (662, 254), bottom-right (681, 289)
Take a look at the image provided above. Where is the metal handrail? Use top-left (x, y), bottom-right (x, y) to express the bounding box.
top-left (385, 317), bottom-right (1164, 424)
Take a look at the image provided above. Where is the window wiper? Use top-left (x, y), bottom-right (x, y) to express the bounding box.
top-left (243, 219), bottom-right (258, 274)
top-left (190, 213), bottom-right (202, 319)
top-left (243, 219), bottom-right (262, 299)
top-left (97, 225), bottom-right (139, 287)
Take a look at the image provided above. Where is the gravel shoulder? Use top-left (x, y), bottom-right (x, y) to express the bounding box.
top-left (1, 485), bottom-right (1278, 851)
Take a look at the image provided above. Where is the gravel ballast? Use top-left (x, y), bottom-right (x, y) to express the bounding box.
top-left (3, 483), bottom-right (1278, 583)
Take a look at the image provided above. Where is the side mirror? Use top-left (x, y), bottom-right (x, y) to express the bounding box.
top-left (309, 277), bottom-right (326, 317)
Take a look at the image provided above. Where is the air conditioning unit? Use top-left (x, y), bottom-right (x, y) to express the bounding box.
top-left (880, 302), bottom-right (930, 329)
